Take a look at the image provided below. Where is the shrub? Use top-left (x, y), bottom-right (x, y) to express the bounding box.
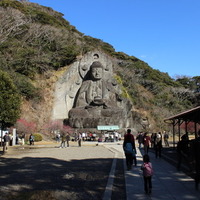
top-left (33, 133), bottom-right (43, 142)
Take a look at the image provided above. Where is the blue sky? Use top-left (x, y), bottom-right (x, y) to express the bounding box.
top-left (30, 0), bottom-right (200, 78)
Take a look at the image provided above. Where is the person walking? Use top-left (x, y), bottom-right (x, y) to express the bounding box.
top-left (29, 134), bottom-right (34, 145)
top-left (123, 129), bottom-right (137, 170)
top-left (154, 132), bottom-right (162, 158)
top-left (60, 133), bottom-right (66, 148)
top-left (141, 154), bottom-right (153, 194)
top-left (143, 132), bottom-right (151, 155)
top-left (150, 133), bottom-right (156, 148)
top-left (3, 132), bottom-right (10, 152)
top-left (176, 133), bottom-right (190, 171)
top-left (136, 132), bottom-right (143, 148)
top-left (56, 133), bottom-right (61, 143)
top-left (163, 131), bottom-right (169, 147)
top-left (66, 133), bottom-right (70, 147)
top-left (21, 132), bottom-right (25, 145)
top-left (193, 130), bottom-right (200, 190)
top-left (78, 133), bottom-right (82, 147)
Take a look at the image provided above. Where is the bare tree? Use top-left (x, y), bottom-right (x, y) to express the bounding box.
top-left (0, 7), bottom-right (31, 44)
top-left (170, 87), bottom-right (194, 102)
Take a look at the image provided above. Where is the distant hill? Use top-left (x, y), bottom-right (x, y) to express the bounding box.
top-left (0, 0), bottom-right (200, 132)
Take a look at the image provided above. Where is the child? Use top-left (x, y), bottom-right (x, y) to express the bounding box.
top-left (141, 154), bottom-right (153, 194)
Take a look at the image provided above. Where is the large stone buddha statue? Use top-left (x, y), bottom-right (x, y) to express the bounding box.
top-left (75, 61), bottom-right (122, 109)
top-left (68, 61), bottom-right (130, 128)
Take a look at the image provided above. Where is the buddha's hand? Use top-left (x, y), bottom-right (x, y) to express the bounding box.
top-left (92, 96), bottom-right (104, 105)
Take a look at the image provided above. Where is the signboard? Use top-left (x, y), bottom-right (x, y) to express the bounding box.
top-left (97, 125), bottom-right (119, 131)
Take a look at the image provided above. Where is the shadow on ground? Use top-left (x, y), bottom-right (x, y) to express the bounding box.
top-left (0, 156), bottom-right (113, 200)
top-left (0, 148), bottom-right (126, 200)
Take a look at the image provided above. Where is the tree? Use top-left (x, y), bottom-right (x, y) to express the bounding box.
top-left (45, 120), bottom-right (74, 137)
top-left (15, 118), bottom-right (36, 134)
top-left (0, 6), bottom-right (30, 44)
top-left (0, 70), bottom-right (21, 129)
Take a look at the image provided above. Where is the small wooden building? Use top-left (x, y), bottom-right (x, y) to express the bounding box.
top-left (164, 106), bottom-right (200, 147)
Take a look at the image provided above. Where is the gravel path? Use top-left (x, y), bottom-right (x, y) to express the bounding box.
top-left (0, 143), bottom-right (118, 200)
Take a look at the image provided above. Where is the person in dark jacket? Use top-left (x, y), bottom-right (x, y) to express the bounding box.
top-left (3, 132), bottom-right (10, 152)
top-left (66, 133), bottom-right (70, 147)
top-left (177, 133), bottom-right (190, 171)
top-left (123, 129), bottom-right (137, 170)
top-left (154, 132), bottom-right (162, 158)
top-left (193, 130), bottom-right (200, 190)
top-left (143, 132), bottom-right (151, 155)
top-left (29, 134), bottom-right (34, 145)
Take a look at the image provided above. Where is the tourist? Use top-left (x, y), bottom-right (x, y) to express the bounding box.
top-left (60, 133), bottom-right (66, 148)
top-left (150, 133), bottom-right (156, 148)
top-left (176, 133), bottom-right (190, 171)
top-left (3, 132), bottom-right (10, 152)
top-left (66, 133), bottom-right (70, 147)
top-left (104, 132), bottom-right (109, 142)
top-left (21, 132), bottom-right (25, 145)
top-left (141, 154), bottom-right (153, 194)
top-left (114, 131), bottom-right (119, 142)
top-left (29, 134), bottom-right (34, 145)
top-left (123, 129), bottom-right (137, 170)
top-left (136, 132), bottom-right (143, 148)
top-left (154, 132), bottom-right (162, 158)
top-left (143, 132), bottom-right (151, 155)
top-left (193, 130), bottom-right (200, 190)
top-left (56, 132), bottom-right (61, 143)
top-left (78, 133), bottom-right (82, 147)
top-left (82, 132), bottom-right (86, 141)
top-left (163, 131), bottom-right (169, 147)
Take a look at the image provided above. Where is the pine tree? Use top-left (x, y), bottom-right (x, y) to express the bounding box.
top-left (0, 70), bottom-right (21, 129)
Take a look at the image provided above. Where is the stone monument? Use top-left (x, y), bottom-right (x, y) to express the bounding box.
top-left (68, 57), bottom-right (133, 128)
top-left (52, 51), bottom-right (133, 129)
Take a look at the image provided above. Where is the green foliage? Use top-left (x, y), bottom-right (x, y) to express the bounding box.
top-left (0, 1), bottom-right (82, 101)
top-left (136, 62), bottom-right (178, 87)
top-left (175, 76), bottom-right (200, 92)
top-left (27, 7), bottom-right (66, 27)
top-left (112, 52), bottom-right (131, 60)
top-left (100, 42), bottom-right (115, 54)
top-left (51, 44), bottom-right (79, 69)
top-left (12, 73), bottom-right (40, 100)
top-left (175, 77), bottom-right (191, 88)
top-left (33, 133), bottom-right (43, 142)
top-left (114, 75), bottom-right (131, 99)
top-left (83, 36), bottom-right (102, 46)
top-left (82, 36), bottom-right (118, 55)
top-left (10, 46), bottom-right (38, 78)
top-left (0, 0), bottom-right (25, 10)
top-left (0, 70), bottom-right (21, 127)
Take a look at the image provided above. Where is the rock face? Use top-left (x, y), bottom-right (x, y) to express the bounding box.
top-left (52, 51), bottom-right (133, 129)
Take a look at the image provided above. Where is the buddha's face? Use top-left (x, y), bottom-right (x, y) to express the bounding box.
top-left (91, 67), bottom-right (103, 80)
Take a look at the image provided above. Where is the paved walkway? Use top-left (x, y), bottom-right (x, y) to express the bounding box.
top-left (106, 142), bottom-right (200, 200)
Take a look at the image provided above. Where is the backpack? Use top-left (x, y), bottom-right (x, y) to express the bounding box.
top-left (144, 162), bottom-right (153, 176)
top-left (124, 142), bottom-right (133, 154)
